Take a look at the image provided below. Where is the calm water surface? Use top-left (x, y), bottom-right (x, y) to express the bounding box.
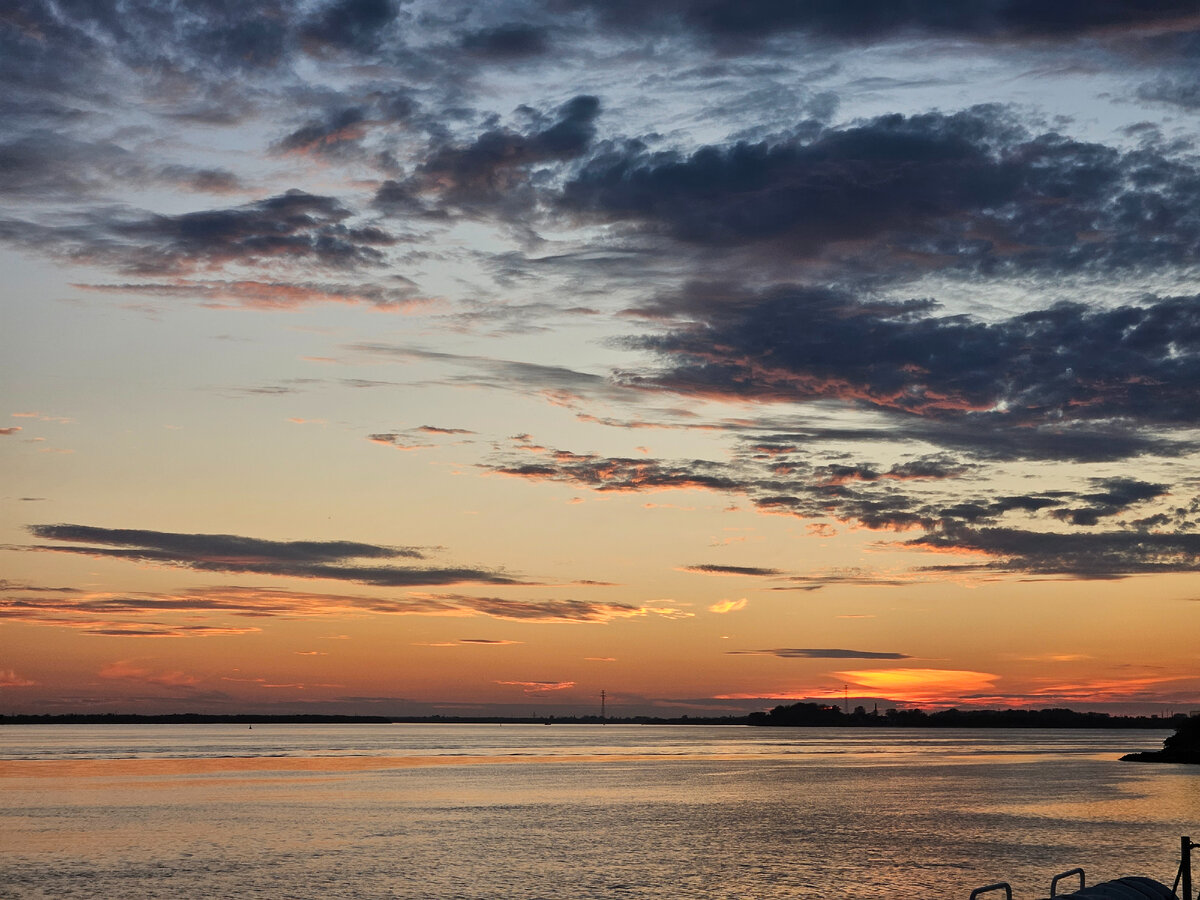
top-left (1, 725), bottom-right (1196, 899)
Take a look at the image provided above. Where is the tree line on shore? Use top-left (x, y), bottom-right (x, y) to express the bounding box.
top-left (0, 706), bottom-right (1193, 728)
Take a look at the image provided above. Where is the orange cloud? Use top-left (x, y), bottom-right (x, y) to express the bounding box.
top-left (0, 669), bottom-right (36, 687)
top-left (836, 668), bottom-right (998, 703)
top-left (709, 598), bottom-right (748, 614)
top-left (99, 660), bottom-right (199, 687)
top-left (495, 680), bottom-right (575, 693)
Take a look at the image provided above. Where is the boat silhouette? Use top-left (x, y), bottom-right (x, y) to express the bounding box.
top-left (969, 837), bottom-right (1195, 900)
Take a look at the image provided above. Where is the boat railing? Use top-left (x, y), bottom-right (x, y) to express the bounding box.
top-left (1171, 835), bottom-right (1197, 900)
top-left (967, 835), bottom-right (1196, 899)
top-left (969, 883), bottom-right (1012, 900)
top-left (1049, 868), bottom-right (1084, 896)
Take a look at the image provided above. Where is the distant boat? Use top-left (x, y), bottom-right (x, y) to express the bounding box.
top-left (968, 836), bottom-right (1194, 899)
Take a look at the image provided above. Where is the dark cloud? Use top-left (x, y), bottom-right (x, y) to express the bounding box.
top-left (565, 0), bottom-right (1200, 45)
top-left (1048, 477), bottom-right (1170, 526)
top-left (563, 108), bottom-right (1200, 279)
top-left (2, 190), bottom-right (395, 276)
top-left (622, 284), bottom-right (1200, 446)
top-left (491, 450), bottom-right (742, 493)
top-left (29, 523), bottom-right (419, 561)
top-left (1138, 76), bottom-right (1200, 110)
top-left (727, 648), bottom-right (912, 659)
top-left (460, 24), bottom-right (550, 59)
top-left (24, 524), bottom-right (529, 587)
top-left (681, 564), bottom-right (785, 576)
top-left (275, 107), bottom-right (370, 156)
top-left (909, 527), bottom-right (1200, 579)
top-left (409, 95), bottom-right (601, 209)
top-left (299, 0), bottom-right (400, 55)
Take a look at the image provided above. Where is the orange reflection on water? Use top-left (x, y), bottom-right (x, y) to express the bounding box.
top-left (0, 752), bottom-right (738, 780)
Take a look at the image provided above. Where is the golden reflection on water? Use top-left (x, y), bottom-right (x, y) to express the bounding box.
top-left (1, 728), bottom-right (1189, 900)
top-left (0, 751), bottom-right (740, 779)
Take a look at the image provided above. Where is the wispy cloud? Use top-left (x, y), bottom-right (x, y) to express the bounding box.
top-left (23, 524), bottom-right (529, 587)
top-left (1, 582), bottom-right (674, 631)
top-left (729, 648), bottom-right (913, 660)
top-left (495, 680), bottom-right (575, 693)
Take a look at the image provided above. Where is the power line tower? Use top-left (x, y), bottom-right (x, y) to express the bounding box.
top-left (600, 689), bottom-right (606, 723)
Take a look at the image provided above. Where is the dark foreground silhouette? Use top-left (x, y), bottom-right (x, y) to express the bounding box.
top-left (1121, 715), bottom-right (1200, 764)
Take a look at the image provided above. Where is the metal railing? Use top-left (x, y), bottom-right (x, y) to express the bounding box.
top-left (1049, 867), bottom-right (1084, 897)
top-left (969, 883), bottom-right (1011, 900)
top-left (1172, 835), bottom-right (1196, 900)
top-left (967, 835), bottom-right (1196, 899)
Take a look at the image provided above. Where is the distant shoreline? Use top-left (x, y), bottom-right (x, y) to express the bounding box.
top-left (0, 708), bottom-right (1187, 728)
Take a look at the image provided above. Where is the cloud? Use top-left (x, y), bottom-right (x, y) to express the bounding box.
top-left (909, 527), bottom-right (1200, 579)
top-left (82, 623), bottom-right (263, 638)
top-left (99, 660), bottom-right (200, 687)
top-left (482, 432), bottom-right (1200, 580)
top-left (682, 564), bottom-right (784, 576)
top-left (729, 648), bottom-right (913, 659)
top-left (837, 667), bottom-right (999, 703)
top-left (484, 436), bottom-right (1173, 539)
top-left (564, 106), bottom-right (1200, 284)
top-left (1, 583), bottom-right (666, 628)
top-left (709, 598), bottom-right (747, 613)
top-left (460, 24), bottom-right (550, 60)
top-left (0, 669), bottom-right (36, 687)
top-left (348, 343), bottom-right (630, 405)
top-left (78, 278), bottom-right (428, 312)
top-left (299, 0), bottom-right (401, 55)
top-left (405, 593), bottom-right (670, 622)
top-left (458, 638), bottom-right (524, 645)
top-left (626, 285), bottom-right (1200, 436)
top-left (490, 449), bottom-right (742, 493)
top-left (415, 95), bottom-right (601, 206)
top-left (24, 524), bottom-right (530, 587)
top-left (564, 0), bottom-right (1200, 45)
top-left (495, 680), bottom-right (575, 692)
top-left (0, 426), bottom-right (21, 435)
top-left (2, 190), bottom-right (394, 278)
top-left (275, 107), bottom-right (370, 157)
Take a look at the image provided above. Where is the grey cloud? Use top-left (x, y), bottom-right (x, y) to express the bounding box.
top-left (491, 450), bottom-right (742, 493)
top-left (275, 107), bottom-right (369, 156)
top-left (406, 94), bottom-right (601, 210)
top-left (3, 190), bottom-right (395, 276)
top-left (727, 648), bottom-right (912, 659)
top-left (622, 284), bottom-right (1200, 441)
top-left (29, 523), bottom-right (420, 562)
top-left (562, 107), bottom-right (1200, 280)
top-left (299, 0), bottom-right (401, 55)
top-left (909, 526), bottom-right (1200, 579)
top-left (348, 342), bottom-right (628, 402)
top-left (460, 24), bottom-right (550, 59)
top-left (1, 583), bottom-right (648, 625)
top-left (24, 524), bottom-right (530, 587)
top-left (563, 0), bottom-right (1200, 45)
top-left (681, 564), bottom-right (785, 576)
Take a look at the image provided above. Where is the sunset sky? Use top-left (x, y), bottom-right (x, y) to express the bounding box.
top-left (4, 0), bottom-right (1200, 717)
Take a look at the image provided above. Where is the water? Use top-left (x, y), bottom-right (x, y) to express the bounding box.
top-left (1, 725), bottom-right (1196, 899)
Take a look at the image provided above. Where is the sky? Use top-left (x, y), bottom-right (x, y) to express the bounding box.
top-left (3, 0), bottom-right (1200, 718)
